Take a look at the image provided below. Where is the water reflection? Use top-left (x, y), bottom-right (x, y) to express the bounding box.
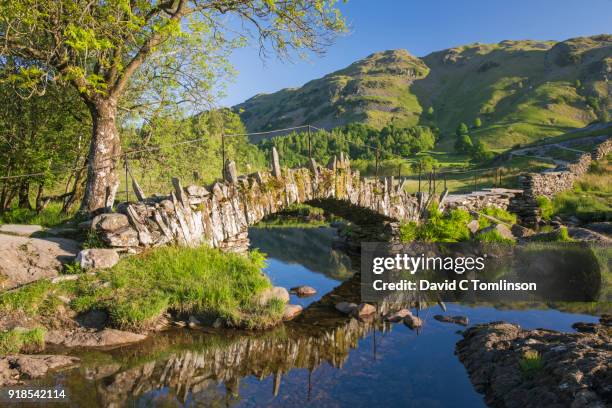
top-left (14, 227), bottom-right (604, 407)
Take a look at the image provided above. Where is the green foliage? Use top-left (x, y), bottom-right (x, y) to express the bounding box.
top-left (470, 140), bottom-right (495, 162)
top-left (259, 122), bottom-right (436, 168)
top-left (411, 155), bottom-right (440, 173)
top-left (478, 207), bottom-right (518, 228)
top-left (456, 123), bottom-right (469, 136)
top-left (474, 228), bottom-right (513, 243)
top-left (427, 106), bottom-right (435, 117)
top-left (0, 280), bottom-right (56, 316)
top-left (400, 206), bottom-right (471, 242)
top-left (455, 134), bottom-right (473, 153)
top-left (473, 117), bottom-right (482, 128)
top-left (69, 246), bottom-right (282, 330)
top-left (0, 327), bottom-right (46, 355)
top-left (536, 196), bottom-right (554, 221)
top-left (0, 202), bottom-right (72, 227)
top-left (82, 229), bottom-right (107, 249)
top-left (519, 350), bottom-right (543, 378)
top-left (530, 226), bottom-right (574, 242)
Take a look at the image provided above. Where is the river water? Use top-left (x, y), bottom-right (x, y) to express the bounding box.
top-left (8, 227), bottom-right (601, 407)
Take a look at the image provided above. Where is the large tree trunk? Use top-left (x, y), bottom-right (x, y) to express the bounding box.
top-left (80, 98), bottom-right (121, 214)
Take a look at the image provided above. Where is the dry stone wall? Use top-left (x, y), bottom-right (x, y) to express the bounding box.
top-left (513, 138), bottom-right (611, 225)
top-left (93, 153), bottom-right (427, 252)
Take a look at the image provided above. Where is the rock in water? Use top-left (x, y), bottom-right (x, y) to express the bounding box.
top-left (289, 285), bottom-right (317, 297)
top-left (404, 314), bottom-right (423, 329)
top-left (385, 309), bottom-right (412, 322)
top-left (335, 302), bottom-right (358, 315)
top-left (0, 355), bottom-right (79, 386)
top-left (434, 315), bottom-right (469, 326)
top-left (283, 304), bottom-right (303, 321)
top-left (76, 248), bottom-right (120, 270)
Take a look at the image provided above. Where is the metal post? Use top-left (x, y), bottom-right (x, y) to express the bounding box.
top-left (418, 163), bottom-right (422, 193)
top-left (398, 163), bottom-right (402, 178)
top-left (124, 153), bottom-right (129, 203)
top-left (444, 173), bottom-right (447, 190)
top-left (307, 125), bottom-right (312, 159)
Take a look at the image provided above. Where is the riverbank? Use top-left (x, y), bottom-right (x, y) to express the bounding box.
top-left (456, 317), bottom-right (611, 408)
top-left (0, 245), bottom-right (289, 356)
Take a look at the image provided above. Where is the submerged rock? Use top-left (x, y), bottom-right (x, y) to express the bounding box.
top-left (290, 285), bottom-right (317, 297)
top-left (434, 315), bottom-right (469, 326)
top-left (456, 319), bottom-right (611, 408)
top-left (335, 302), bottom-right (358, 315)
top-left (283, 304), bottom-right (303, 321)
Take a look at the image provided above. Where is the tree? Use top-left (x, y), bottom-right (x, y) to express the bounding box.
top-left (471, 140), bottom-right (494, 162)
top-left (1, 1), bottom-right (345, 213)
top-left (455, 134), bottom-right (473, 153)
top-left (426, 106), bottom-right (434, 117)
top-left (0, 64), bottom-right (89, 212)
top-left (473, 117), bottom-right (482, 128)
top-left (456, 122), bottom-right (469, 137)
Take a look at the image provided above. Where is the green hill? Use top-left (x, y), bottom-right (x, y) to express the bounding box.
top-left (233, 35), bottom-right (611, 150)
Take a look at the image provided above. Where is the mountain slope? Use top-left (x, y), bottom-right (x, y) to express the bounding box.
top-left (234, 35), bottom-right (611, 150)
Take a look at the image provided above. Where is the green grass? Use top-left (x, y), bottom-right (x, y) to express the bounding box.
top-left (0, 202), bottom-right (73, 227)
top-left (518, 350), bottom-right (543, 379)
top-left (550, 155), bottom-right (611, 222)
top-left (0, 327), bottom-right (46, 355)
top-left (478, 207), bottom-right (517, 228)
top-left (69, 246), bottom-right (283, 330)
top-left (400, 206), bottom-right (472, 242)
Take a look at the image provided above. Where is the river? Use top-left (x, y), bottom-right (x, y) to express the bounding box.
top-left (8, 227), bottom-right (600, 407)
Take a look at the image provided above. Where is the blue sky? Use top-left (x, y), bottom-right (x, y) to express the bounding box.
top-left (220, 0), bottom-right (612, 106)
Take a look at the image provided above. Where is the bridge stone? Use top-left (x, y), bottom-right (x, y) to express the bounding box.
top-left (223, 159), bottom-right (238, 184)
top-left (271, 147), bottom-right (281, 179)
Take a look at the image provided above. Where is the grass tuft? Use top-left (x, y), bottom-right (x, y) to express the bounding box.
top-left (0, 327), bottom-right (46, 355)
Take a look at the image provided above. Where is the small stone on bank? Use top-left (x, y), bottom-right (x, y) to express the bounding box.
top-left (76, 248), bottom-right (120, 270)
top-left (404, 314), bottom-right (423, 329)
top-left (283, 304), bottom-right (303, 321)
top-left (353, 303), bottom-right (376, 318)
top-left (385, 309), bottom-right (412, 322)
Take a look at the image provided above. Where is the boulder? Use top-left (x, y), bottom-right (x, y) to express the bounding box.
top-left (511, 224), bottom-right (534, 238)
top-left (289, 285), bottom-right (317, 297)
top-left (335, 302), bottom-right (358, 315)
top-left (256, 286), bottom-right (290, 306)
top-left (76, 249), bottom-right (120, 270)
top-left (186, 185), bottom-right (209, 197)
top-left (353, 303), bottom-right (376, 318)
top-left (567, 227), bottom-right (611, 242)
top-left (434, 314), bottom-right (469, 326)
top-left (583, 222), bottom-right (612, 237)
top-left (0, 355), bottom-right (80, 386)
top-left (92, 213), bottom-right (129, 232)
top-left (283, 304), bottom-right (303, 321)
top-left (404, 314), bottom-right (423, 329)
top-left (385, 309), bottom-right (412, 322)
top-left (467, 220), bottom-right (480, 234)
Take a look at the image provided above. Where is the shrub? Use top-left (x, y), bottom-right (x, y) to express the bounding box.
top-left (400, 206), bottom-right (471, 242)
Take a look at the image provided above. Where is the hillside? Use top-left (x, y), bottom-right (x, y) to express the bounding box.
top-left (233, 35), bottom-right (611, 150)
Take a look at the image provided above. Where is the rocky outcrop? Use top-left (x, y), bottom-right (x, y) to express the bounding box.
top-left (45, 328), bottom-right (147, 348)
top-left (0, 233), bottom-right (79, 290)
top-left (0, 354), bottom-right (79, 386)
top-left (456, 319), bottom-right (611, 408)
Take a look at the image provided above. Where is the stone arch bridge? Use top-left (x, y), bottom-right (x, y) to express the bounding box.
top-left (92, 149), bottom-right (522, 252)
